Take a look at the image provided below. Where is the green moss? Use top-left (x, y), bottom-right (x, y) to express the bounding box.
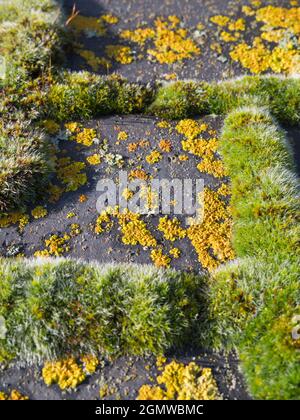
top-left (147, 81), bottom-right (209, 119)
top-left (0, 258), bottom-right (205, 364)
top-left (0, 130), bottom-right (54, 213)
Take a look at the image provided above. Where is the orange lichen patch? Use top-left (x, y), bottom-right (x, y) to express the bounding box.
top-left (150, 248), bottom-right (171, 268)
top-left (178, 154), bottom-right (189, 161)
top-left (187, 188), bottom-right (234, 271)
top-left (76, 49), bottom-right (111, 72)
top-left (0, 212), bottom-right (29, 231)
top-left (158, 216), bottom-right (186, 241)
top-left (127, 142), bottom-right (139, 152)
top-left (230, 37), bottom-right (298, 74)
top-left (138, 360), bottom-right (222, 400)
top-left (0, 390), bottom-right (29, 400)
top-left (129, 168), bottom-right (149, 180)
top-left (118, 210), bottom-right (157, 247)
top-left (120, 16), bottom-right (200, 64)
top-left (31, 206), bottom-right (47, 219)
top-left (34, 234), bottom-right (70, 257)
top-left (175, 119), bottom-right (207, 140)
top-left (197, 157), bottom-right (227, 178)
top-left (120, 27), bottom-right (155, 46)
top-left (79, 194), bottom-right (87, 203)
top-left (147, 17), bottom-right (200, 64)
top-left (158, 139), bottom-right (172, 152)
top-left (95, 207), bottom-right (157, 248)
top-left (69, 15), bottom-right (107, 36)
top-left (42, 358), bottom-right (86, 390)
top-left (146, 150), bottom-right (162, 164)
top-left (181, 137), bottom-right (218, 158)
top-left (87, 153), bottom-right (101, 165)
top-left (127, 139), bottom-right (150, 152)
top-left (56, 157), bottom-right (87, 192)
top-left (105, 45), bottom-right (133, 64)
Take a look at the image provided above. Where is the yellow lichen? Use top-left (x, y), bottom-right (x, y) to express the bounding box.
top-left (105, 45), bottom-right (133, 64)
top-left (156, 120), bottom-right (171, 129)
top-left (138, 360), bottom-right (222, 400)
top-left (129, 168), bottom-right (149, 180)
top-left (158, 216), bottom-right (186, 241)
top-left (80, 355), bottom-right (99, 374)
top-left (56, 157), bottom-right (87, 192)
top-left (146, 150), bottom-right (162, 164)
top-left (0, 212), bottom-right (29, 231)
top-left (34, 234), bottom-right (70, 257)
top-left (210, 15), bottom-right (230, 27)
top-left (42, 358), bottom-right (86, 390)
top-left (87, 154), bottom-right (101, 165)
top-left (31, 206), bottom-right (48, 219)
top-left (169, 247), bottom-right (181, 259)
top-left (100, 14), bottom-right (119, 25)
top-left (117, 131), bottom-right (128, 142)
top-left (120, 28), bottom-right (155, 46)
top-left (0, 390), bottom-right (29, 400)
top-left (150, 248), bottom-right (171, 268)
top-left (74, 128), bottom-right (97, 147)
top-left (197, 157), bottom-right (227, 178)
top-left (187, 188), bottom-right (234, 271)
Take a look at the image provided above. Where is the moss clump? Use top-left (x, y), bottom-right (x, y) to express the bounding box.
top-left (0, 130), bottom-right (54, 213)
top-left (147, 81), bottom-right (209, 119)
top-left (0, 258), bottom-right (204, 364)
top-left (204, 107), bottom-right (300, 399)
top-left (46, 72), bottom-right (155, 121)
top-left (0, 0), bottom-right (67, 78)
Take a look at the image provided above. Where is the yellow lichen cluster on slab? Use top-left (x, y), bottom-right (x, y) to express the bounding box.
top-left (176, 119), bottom-right (226, 178)
top-left (138, 360), bottom-right (222, 400)
top-left (42, 355), bottom-right (98, 390)
top-left (187, 187), bottom-right (234, 271)
top-left (211, 6), bottom-right (300, 74)
top-left (121, 16), bottom-right (200, 64)
top-left (0, 390), bottom-right (29, 400)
